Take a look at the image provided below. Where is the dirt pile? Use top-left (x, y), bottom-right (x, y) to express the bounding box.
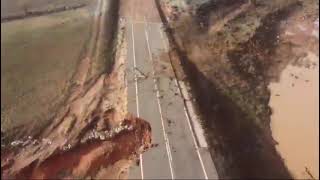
top-left (2, 115), bottom-right (151, 179)
top-left (157, 0), bottom-right (318, 178)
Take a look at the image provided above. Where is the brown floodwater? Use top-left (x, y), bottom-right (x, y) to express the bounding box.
top-left (269, 52), bottom-right (319, 179)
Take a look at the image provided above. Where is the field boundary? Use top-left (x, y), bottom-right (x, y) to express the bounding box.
top-left (1, 3), bottom-right (86, 23)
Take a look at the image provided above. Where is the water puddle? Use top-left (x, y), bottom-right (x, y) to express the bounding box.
top-left (269, 52), bottom-right (319, 179)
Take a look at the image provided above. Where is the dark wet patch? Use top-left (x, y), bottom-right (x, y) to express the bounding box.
top-left (195, 0), bottom-right (247, 31)
top-left (228, 2), bottom-right (302, 85)
top-left (154, 0), bottom-right (303, 178)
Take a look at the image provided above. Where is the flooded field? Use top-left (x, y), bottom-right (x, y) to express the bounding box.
top-left (269, 52), bottom-right (319, 179)
top-left (159, 0), bottom-right (319, 178)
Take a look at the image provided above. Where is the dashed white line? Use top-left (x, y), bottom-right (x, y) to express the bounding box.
top-left (159, 24), bottom-right (209, 180)
top-left (131, 19), bottom-right (144, 180)
top-left (144, 16), bottom-right (175, 180)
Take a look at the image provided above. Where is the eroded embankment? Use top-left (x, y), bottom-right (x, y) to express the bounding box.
top-left (1, 24), bottom-right (151, 180)
top-left (156, 0), bottom-right (317, 178)
top-left (1, 1), bottom-right (152, 179)
top-left (2, 115), bottom-right (151, 179)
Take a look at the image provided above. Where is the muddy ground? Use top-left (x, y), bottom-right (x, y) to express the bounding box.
top-left (158, 0), bottom-right (318, 179)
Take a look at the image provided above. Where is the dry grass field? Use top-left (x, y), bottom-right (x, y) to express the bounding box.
top-left (1, 1), bottom-right (94, 138)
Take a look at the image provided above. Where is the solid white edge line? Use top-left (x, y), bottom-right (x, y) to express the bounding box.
top-left (182, 98), bottom-right (209, 180)
top-left (131, 19), bottom-right (144, 180)
top-left (159, 25), bottom-right (209, 180)
top-left (94, 0), bottom-right (102, 17)
top-left (180, 82), bottom-right (208, 147)
top-left (144, 16), bottom-right (175, 180)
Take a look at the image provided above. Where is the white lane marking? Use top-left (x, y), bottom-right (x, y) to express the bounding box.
top-left (131, 19), bottom-right (144, 180)
top-left (179, 85), bottom-right (209, 179)
top-left (180, 82), bottom-right (208, 148)
top-left (94, 0), bottom-right (102, 17)
top-left (144, 16), bottom-right (175, 180)
top-left (159, 25), bottom-right (209, 179)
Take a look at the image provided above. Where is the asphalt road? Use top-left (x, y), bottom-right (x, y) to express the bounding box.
top-left (121, 0), bottom-right (219, 179)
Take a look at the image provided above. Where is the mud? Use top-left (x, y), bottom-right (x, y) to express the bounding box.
top-left (157, 0), bottom-right (318, 178)
top-left (268, 3), bottom-right (319, 178)
top-left (269, 53), bottom-right (319, 179)
top-left (2, 115), bottom-right (151, 179)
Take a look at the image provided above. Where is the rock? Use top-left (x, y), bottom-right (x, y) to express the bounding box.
top-left (93, 131), bottom-right (99, 139)
top-left (42, 138), bottom-right (52, 145)
top-left (151, 143), bottom-right (159, 148)
top-left (32, 140), bottom-right (39, 145)
top-left (11, 140), bottom-right (23, 146)
top-left (99, 134), bottom-right (106, 140)
top-left (96, 119), bottom-right (108, 131)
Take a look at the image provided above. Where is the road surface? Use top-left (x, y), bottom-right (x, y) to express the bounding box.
top-left (120, 0), bottom-right (219, 179)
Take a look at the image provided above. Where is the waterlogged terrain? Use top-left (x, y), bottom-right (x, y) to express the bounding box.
top-left (270, 54), bottom-right (319, 179)
top-left (159, 0), bottom-right (319, 178)
top-left (269, 6), bottom-right (319, 179)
